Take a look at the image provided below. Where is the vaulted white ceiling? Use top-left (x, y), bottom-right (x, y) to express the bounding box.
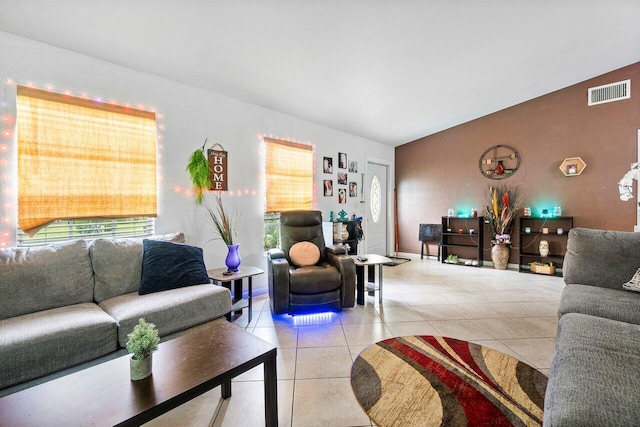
top-left (1, 1), bottom-right (639, 146)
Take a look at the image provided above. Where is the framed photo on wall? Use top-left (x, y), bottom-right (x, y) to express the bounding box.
top-left (323, 157), bottom-right (333, 174)
top-left (349, 182), bottom-right (357, 197)
top-left (338, 188), bottom-right (347, 204)
top-left (349, 161), bottom-right (358, 173)
top-left (338, 153), bottom-right (347, 169)
top-left (338, 172), bottom-right (347, 185)
top-left (323, 180), bottom-right (333, 196)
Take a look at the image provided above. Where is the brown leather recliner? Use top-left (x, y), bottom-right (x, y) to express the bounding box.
top-left (267, 210), bottom-right (356, 315)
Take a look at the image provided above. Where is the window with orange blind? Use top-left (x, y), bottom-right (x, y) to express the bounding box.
top-left (263, 138), bottom-right (313, 251)
top-left (264, 137), bottom-right (313, 213)
top-left (16, 85), bottom-right (157, 238)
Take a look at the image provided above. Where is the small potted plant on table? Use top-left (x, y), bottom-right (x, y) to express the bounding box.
top-left (126, 318), bottom-right (160, 381)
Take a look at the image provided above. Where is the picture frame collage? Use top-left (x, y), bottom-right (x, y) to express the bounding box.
top-left (323, 153), bottom-right (358, 204)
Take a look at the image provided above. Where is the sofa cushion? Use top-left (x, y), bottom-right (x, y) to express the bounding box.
top-left (90, 232), bottom-right (186, 303)
top-left (289, 262), bottom-right (341, 294)
top-left (90, 238), bottom-right (146, 303)
top-left (99, 284), bottom-right (231, 347)
top-left (559, 284), bottom-right (640, 325)
top-left (0, 240), bottom-right (93, 320)
top-left (544, 313), bottom-right (640, 426)
top-left (564, 228), bottom-right (640, 289)
top-left (139, 239), bottom-right (210, 295)
top-left (0, 303), bottom-right (117, 389)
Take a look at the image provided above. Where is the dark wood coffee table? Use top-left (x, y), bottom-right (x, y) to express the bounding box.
top-left (0, 320), bottom-right (278, 427)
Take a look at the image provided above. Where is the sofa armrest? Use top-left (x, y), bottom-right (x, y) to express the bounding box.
top-left (326, 252), bottom-right (355, 308)
top-left (267, 252), bottom-right (290, 314)
top-left (564, 228), bottom-right (640, 289)
top-left (326, 244), bottom-right (347, 255)
top-left (268, 248), bottom-right (286, 260)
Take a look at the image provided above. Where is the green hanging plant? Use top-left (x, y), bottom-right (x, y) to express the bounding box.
top-left (186, 138), bottom-right (211, 204)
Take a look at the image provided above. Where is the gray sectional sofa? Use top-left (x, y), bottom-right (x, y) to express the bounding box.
top-left (544, 227), bottom-right (640, 426)
top-left (0, 234), bottom-right (231, 396)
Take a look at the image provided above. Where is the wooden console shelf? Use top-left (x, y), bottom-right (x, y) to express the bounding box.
top-left (441, 216), bottom-right (484, 267)
top-left (518, 216), bottom-right (573, 276)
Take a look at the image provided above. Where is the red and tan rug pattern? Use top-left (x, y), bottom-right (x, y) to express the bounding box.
top-left (351, 336), bottom-right (547, 427)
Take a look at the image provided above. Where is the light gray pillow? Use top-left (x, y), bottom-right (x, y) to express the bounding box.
top-left (0, 240), bottom-right (93, 320)
top-left (90, 233), bottom-right (186, 303)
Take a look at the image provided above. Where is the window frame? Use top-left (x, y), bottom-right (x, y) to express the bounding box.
top-left (263, 137), bottom-right (315, 251)
top-left (13, 85), bottom-right (158, 246)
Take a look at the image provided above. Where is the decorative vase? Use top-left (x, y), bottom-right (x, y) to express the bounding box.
top-left (539, 240), bottom-right (549, 257)
top-left (340, 224), bottom-right (350, 240)
top-left (130, 355), bottom-right (152, 381)
top-left (225, 244), bottom-right (241, 272)
top-left (491, 243), bottom-right (510, 270)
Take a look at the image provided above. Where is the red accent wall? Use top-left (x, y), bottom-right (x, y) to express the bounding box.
top-left (395, 62), bottom-right (640, 261)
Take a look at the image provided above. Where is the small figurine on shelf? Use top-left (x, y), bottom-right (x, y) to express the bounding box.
top-left (328, 211), bottom-right (334, 222)
top-left (337, 210), bottom-right (348, 221)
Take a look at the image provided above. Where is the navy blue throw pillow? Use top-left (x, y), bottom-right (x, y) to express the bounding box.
top-left (139, 239), bottom-right (210, 295)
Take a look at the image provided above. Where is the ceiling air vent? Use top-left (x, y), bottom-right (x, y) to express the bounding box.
top-left (588, 79), bottom-right (630, 106)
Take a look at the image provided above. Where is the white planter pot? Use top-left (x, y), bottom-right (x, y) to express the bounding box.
top-left (130, 355), bottom-right (152, 381)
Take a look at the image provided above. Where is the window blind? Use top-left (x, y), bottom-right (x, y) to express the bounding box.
top-left (264, 138), bottom-right (313, 213)
top-left (16, 86), bottom-right (158, 236)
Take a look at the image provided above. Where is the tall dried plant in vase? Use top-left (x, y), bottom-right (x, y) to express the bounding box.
top-left (484, 185), bottom-right (523, 244)
top-left (204, 191), bottom-right (239, 246)
top-left (205, 191), bottom-right (241, 272)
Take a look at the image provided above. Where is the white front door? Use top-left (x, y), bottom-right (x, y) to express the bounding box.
top-left (366, 162), bottom-right (388, 255)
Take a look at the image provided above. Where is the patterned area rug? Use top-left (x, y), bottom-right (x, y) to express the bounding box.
top-left (351, 336), bottom-right (547, 427)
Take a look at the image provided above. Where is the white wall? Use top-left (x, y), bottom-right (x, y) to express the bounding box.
top-left (0, 31), bottom-right (394, 289)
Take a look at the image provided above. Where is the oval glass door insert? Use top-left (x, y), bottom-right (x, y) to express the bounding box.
top-left (370, 174), bottom-right (381, 223)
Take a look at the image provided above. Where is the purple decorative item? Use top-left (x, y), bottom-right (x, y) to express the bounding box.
top-left (225, 244), bottom-right (241, 272)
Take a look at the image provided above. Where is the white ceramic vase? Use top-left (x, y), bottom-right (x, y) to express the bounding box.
top-left (539, 240), bottom-right (549, 257)
top-left (130, 355), bottom-right (153, 381)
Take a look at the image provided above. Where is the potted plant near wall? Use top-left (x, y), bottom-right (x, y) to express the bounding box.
top-left (126, 318), bottom-right (160, 381)
top-left (484, 185), bottom-right (522, 270)
top-left (206, 191), bottom-right (241, 273)
top-left (186, 140), bottom-right (241, 272)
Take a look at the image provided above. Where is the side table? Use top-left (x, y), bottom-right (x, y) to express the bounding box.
top-left (351, 254), bottom-right (393, 305)
top-left (208, 266), bottom-right (264, 323)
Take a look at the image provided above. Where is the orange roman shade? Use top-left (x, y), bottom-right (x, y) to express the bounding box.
top-left (17, 86), bottom-right (158, 235)
top-left (264, 138), bottom-right (313, 213)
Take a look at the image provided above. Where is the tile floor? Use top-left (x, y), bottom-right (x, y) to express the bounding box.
top-left (145, 257), bottom-right (564, 427)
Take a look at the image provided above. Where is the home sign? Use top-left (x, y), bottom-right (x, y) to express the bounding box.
top-left (207, 149), bottom-right (228, 191)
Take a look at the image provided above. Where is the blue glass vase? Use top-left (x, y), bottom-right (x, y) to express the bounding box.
top-left (225, 244), bottom-right (241, 272)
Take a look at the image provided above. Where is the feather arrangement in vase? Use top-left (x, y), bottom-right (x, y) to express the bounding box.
top-left (484, 185), bottom-right (523, 244)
